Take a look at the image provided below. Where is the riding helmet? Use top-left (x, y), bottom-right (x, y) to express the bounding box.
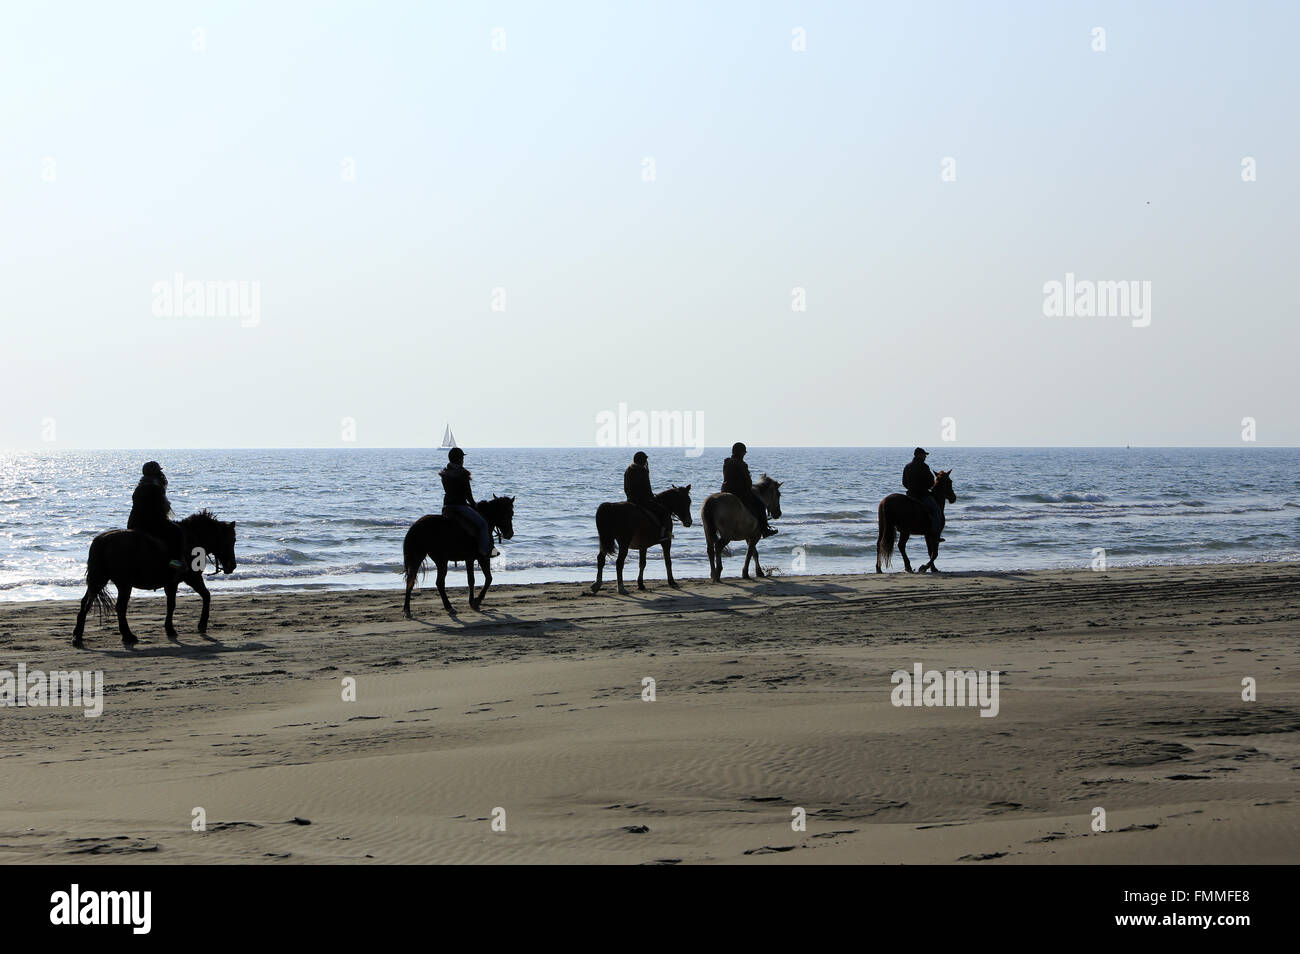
top-left (448, 447), bottom-right (465, 462)
top-left (732, 442), bottom-right (747, 456)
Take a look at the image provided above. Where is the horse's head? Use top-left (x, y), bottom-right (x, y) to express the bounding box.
top-left (933, 469), bottom-right (956, 504)
top-left (755, 474), bottom-right (783, 519)
top-left (482, 495), bottom-right (516, 541)
top-left (660, 484), bottom-right (693, 528)
top-left (182, 509), bottom-right (237, 574)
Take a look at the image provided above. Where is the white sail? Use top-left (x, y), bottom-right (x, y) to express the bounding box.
top-left (441, 424), bottom-right (456, 448)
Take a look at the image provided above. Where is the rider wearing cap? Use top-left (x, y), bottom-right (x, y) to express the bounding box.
top-left (439, 448), bottom-right (498, 559)
top-left (903, 447), bottom-right (944, 541)
top-left (722, 442), bottom-right (777, 538)
top-left (127, 461), bottom-right (186, 571)
top-left (624, 451), bottom-right (671, 543)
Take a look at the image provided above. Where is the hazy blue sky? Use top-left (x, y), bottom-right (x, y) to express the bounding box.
top-left (3, 1), bottom-right (1297, 449)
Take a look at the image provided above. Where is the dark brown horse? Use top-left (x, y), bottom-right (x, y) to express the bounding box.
top-left (876, 470), bottom-right (955, 573)
top-left (72, 509), bottom-right (238, 646)
top-left (590, 485), bottom-right (693, 595)
top-left (402, 495), bottom-right (515, 617)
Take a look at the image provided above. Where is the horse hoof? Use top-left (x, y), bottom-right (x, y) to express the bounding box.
top-left (668, 581), bottom-right (679, 589)
top-left (71, 637), bottom-right (84, 648)
top-left (122, 638), bottom-right (137, 647)
top-left (617, 588), bottom-right (630, 596)
top-left (589, 584), bottom-right (600, 595)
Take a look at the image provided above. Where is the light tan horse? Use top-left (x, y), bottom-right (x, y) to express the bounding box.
top-left (701, 475), bottom-right (782, 582)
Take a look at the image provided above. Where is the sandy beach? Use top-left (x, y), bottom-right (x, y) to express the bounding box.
top-left (0, 563), bottom-right (1296, 865)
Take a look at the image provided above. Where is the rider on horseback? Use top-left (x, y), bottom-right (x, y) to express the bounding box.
top-left (624, 452), bottom-right (672, 543)
top-left (903, 447), bottom-right (945, 541)
top-left (440, 448), bottom-right (498, 559)
top-left (722, 442), bottom-right (777, 538)
top-left (127, 461), bottom-right (186, 570)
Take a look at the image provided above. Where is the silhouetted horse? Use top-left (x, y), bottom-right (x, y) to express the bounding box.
top-left (701, 475), bottom-right (783, 582)
top-left (590, 485), bottom-right (693, 595)
top-left (402, 495), bottom-right (515, 617)
top-left (72, 509), bottom-right (238, 646)
top-left (876, 470), bottom-right (955, 573)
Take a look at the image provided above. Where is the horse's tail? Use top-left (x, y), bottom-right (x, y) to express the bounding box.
top-left (401, 523), bottom-right (427, 583)
top-left (85, 536), bottom-right (115, 622)
top-left (877, 499), bottom-right (895, 569)
top-left (701, 497), bottom-right (730, 557)
top-left (595, 503), bottom-right (618, 557)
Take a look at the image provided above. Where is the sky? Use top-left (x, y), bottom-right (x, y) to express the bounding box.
top-left (2, 0), bottom-right (1297, 449)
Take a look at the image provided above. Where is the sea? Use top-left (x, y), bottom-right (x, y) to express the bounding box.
top-left (1, 447), bottom-right (1297, 601)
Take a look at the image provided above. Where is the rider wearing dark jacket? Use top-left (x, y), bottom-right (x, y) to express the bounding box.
top-left (722, 442), bottom-right (777, 537)
top-left (439, 448), bottom-right (496, 558)
top-left (624, 451), bottom-right (671, 542)
top-left (903, 447), bottom-right (944, 539)
top-left (127, 461), bottom-right (186, 570)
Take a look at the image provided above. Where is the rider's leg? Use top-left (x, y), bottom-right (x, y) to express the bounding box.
top-left (743, 492), bottom-right (776, 537)
top-left (467, 509), bottom-right (496, 558)
top-left (650, 503), bottom-right (672, 541)
top-left (924, 497), bottom-right (945, 542)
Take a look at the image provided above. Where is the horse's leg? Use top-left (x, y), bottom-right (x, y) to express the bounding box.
top-left (591, 545), bottom-right (607, 594)
top-left (116, 584), bottom-right (137, 645)
top-left (472, 555), bottom-right (491, 610)
top-left (924, 535), bottom-right (940, 573)
top-left (637, 548), bottom-right (647, 591)
top-left (72, 577), bottom-right (103, 646)
top-left (751, 538), bottom-right (765, 578)
top-left (72, 589), bottom-right (91, 646)
top-left (742, 540), bottom-right (753, 579)
top-left (465, 559), bottom-right (477, 610)
top-left (714, 538), bottom-right (727, 582)
top-left (403, 554), bottom-right (420, 618)
top-left (664, 540), bottom-right (678, 588)
top-left (164, 582), bottom-right (180, 641)
top-left (190, 574), bottom-right (212, 633)
top-left (616, 544), bottom-right (630, 596)
top-left (899, 533), bottom-right (913, 573)
top-left (876, 517), bottom-right (885, 573)
top-left (436, 560), bottom-right (454, 613)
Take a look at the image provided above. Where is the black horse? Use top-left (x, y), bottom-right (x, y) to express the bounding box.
top-left (402, 495), bottom-right (516, 617)
top-left (876, 470), bottom-right (955, 573)
top-left (590, 485), bottom-right (693, 595)
top-left (73, 509), bottom-right (238, 646)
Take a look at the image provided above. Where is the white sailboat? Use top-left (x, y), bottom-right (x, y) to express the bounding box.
top-left (439, 424), bottom-right (457, 449)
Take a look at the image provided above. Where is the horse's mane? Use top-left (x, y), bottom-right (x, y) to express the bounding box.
top-left (755, 474), bottom-right (777, 490)
top-left (180, 508), bottom-right (229, 530)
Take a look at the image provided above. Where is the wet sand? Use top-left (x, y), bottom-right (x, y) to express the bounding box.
top-left (0, 562), bottom-right (1296, 864)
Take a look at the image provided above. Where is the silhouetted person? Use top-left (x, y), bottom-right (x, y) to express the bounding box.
top-left (903, 447), bottom-right (944, 541)
top-left (440, 448), bottom-right (497, 559)
top-left (127, 461), bottom-right (186, 570)
top-left (722, 442), bottom-right (777, 537)
top-left (624, 451), bottom-right (671, 542)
